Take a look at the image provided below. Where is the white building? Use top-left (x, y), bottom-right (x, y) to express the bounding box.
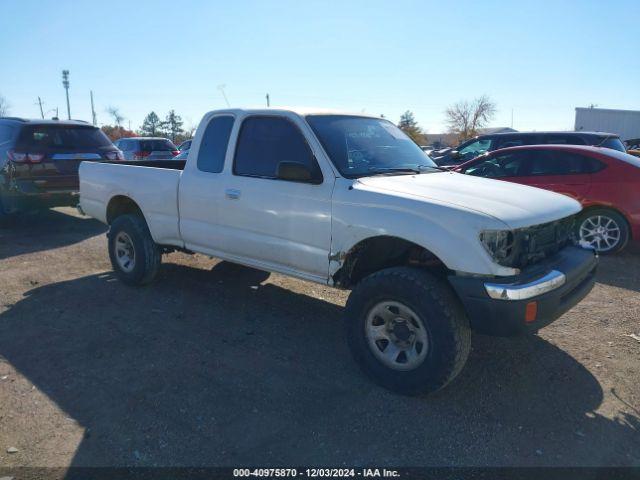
top-left (575, 107), bottom-right (640, 141)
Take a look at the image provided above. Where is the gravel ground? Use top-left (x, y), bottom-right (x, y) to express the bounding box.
top-left (0, 207), bottom-right (638, 468)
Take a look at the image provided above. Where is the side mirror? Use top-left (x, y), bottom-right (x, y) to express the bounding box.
top-left (450, 150), bottom-right (461, 158)
top-left (276, 161), bottom-right (316, 183)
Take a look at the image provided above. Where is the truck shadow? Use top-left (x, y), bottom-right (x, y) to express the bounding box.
top-left (0, 261), bottom-right (637, 468)
top-left (0, 208), bottom-right (106, 260)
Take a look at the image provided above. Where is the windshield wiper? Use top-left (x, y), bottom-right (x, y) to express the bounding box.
top-left (417, 164), bottom-right (449, 171)
top-left (357, 165), bottom-right (446, 178)
top-left (367, 167), bottom-right (422, 175)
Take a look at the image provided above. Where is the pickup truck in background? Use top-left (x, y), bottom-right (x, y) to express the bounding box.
top-left (79, 108), bottom-right (597, 395)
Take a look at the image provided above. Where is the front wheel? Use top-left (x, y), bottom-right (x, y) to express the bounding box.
top-left (577, 208), bottom-right (629, 254)
top-left (345, 267), bottom-right (471, 395)
top-left (108, 214), bottom-right (161, 285)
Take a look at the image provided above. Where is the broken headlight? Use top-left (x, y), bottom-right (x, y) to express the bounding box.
top-left (479, 230), bottom-right (516, 266)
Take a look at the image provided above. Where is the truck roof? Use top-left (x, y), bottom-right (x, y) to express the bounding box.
top-left (204, 107), bottom-right (382, 119)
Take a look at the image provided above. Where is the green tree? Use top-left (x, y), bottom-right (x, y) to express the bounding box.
top-left (161, 110), bottom-right (184, 143)
top-left (397, 110), bottom-right (423, 143)
top-left (139, 111), bottom-right (162, 136)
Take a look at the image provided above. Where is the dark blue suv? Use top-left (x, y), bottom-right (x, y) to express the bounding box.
top-left (0, 118), bottom-right (122, 217)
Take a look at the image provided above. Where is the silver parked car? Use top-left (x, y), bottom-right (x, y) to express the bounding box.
top-left (114, 137), bottom-right (179, 161)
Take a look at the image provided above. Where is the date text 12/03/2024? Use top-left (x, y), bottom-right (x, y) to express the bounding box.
top-left (233, 468), bottom-right (400, 477)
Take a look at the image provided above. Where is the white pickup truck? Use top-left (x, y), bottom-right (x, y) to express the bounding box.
top-left (80, 108), bottom-right (597, 395)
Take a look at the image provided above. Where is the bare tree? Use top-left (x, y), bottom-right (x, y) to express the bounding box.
top-left (0, 95), bottom-right (10, 117)
top-left (105, 106), bottom-right (124, 127)
top-left (445, 95), bottom-right (496, 141)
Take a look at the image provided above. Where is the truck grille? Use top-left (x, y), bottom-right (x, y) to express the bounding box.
top-left (512, 215), bottom-right (576, 269)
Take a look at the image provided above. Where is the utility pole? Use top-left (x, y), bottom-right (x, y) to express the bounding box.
top-left (266, 93), bottom-right (270, 107)
top-left (90, 90), bottom-right (97, 126)
top-left (62, 70), bottom-right (71, 120)
top-left (36, 97), bottom-right (45, 119)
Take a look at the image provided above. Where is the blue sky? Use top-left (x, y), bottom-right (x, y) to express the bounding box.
top-left (1, 0), bottom-right (638, 134)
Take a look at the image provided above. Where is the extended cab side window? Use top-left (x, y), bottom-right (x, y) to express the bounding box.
top-left (233, 116), bottom-right (321, 182)
top-left (197, 115), bottom-right (234, 173)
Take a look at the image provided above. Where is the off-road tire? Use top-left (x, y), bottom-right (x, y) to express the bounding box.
top-left (108, 214), bottom-right (161, 285)
top-left (345, 266), bottom-right (471, 395)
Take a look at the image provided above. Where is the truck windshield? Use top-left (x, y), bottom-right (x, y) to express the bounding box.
top-left (306, 115), bottom-right (438, 178)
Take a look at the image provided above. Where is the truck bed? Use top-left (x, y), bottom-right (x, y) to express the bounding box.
top-left (79, 161), bottom-right (184, 247)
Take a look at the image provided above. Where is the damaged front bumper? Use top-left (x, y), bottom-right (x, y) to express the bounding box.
top-left (448, 246), bottom-right (598, 336)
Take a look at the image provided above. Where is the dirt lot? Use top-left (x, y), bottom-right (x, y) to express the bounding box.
top-left (0, 207), bottom-right (638, 468)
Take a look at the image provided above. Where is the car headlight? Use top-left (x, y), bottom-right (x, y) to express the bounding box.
top-left (479, 230), bottom-right (515, 265)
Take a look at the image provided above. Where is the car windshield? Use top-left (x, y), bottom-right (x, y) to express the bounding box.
top-left (17, 125), bottom-right (113, 149)
top-left (598, 136), bottom-right (626, 152)
top-left (306, 115), bottom-right (438, 177)
top-left (457, 138), bottom-right (493, 160)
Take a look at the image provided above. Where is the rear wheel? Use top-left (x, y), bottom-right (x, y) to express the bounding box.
top-left (577, 208), bottom-right (629, 254)
top-left (108, 214), bottom-right (161, 285)
top-left (345, 267), bottom-right (471, 395)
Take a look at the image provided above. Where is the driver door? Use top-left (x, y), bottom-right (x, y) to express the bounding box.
top-left (215, 115), bottom-right (335, 282)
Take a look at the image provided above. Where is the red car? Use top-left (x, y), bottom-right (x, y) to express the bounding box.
top-left (455, 145), bottom-right (640, 253)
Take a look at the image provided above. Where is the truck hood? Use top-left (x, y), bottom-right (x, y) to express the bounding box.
top-left (356, 171), bottom-right (582, 229)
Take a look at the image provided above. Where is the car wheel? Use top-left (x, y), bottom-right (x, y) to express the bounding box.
top-left (577, 209), bottom-right (629, 254)
top-left (345, 266), bottom-right (471, 395)
top-left (108, 214), bottom-right (161, 285)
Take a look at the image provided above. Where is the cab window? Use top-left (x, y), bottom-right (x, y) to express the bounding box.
top-left (197, 115), bottom-right (234, 173)
top-left (234, 116), bottom-right (321, 182)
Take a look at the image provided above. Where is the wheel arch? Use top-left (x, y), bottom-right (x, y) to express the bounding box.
top-left (106, 195), bottom-right (147, 225)
top-left (331, 235), bottom-right (450, 289)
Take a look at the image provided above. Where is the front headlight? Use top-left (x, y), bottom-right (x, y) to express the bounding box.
top-left (479, 230), bottom-right (515, 265)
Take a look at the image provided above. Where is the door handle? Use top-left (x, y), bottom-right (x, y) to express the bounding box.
top-left (225, 188), bottom-right (241, 200)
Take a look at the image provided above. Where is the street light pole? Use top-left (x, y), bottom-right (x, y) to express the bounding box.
top-left (62, 70), bottom-right (71, 120)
